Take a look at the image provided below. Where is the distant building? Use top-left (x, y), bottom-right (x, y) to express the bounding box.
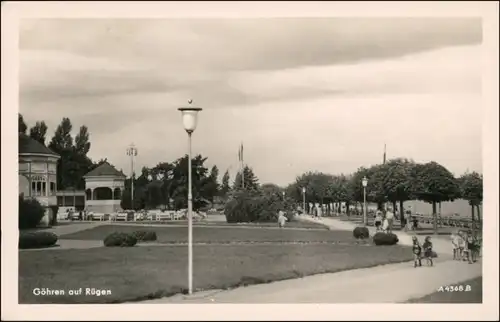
top-left (18, 133), bottom-right (60, 226)
top-left (83, 161), bottom-right (126, 214)
top-left (56, 189), bottom-right (86, 211)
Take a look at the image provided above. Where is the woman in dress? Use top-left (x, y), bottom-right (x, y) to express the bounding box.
top-left (422, 236), bottom-right (434, 266)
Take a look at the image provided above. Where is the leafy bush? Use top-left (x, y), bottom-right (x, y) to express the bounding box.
top-left (132, 230), bottom-right (157, 242)
top-left (353, 226), bottom-right (370, 239)
top-left (103, 232), bottom-right (137, 247)
top-left (224, 190), bottom-right (286, 223)
top-left (19, 196), bottom-right (46, 229)
top-left (373, 232), bottom-right (399, 246)
top-left (19, 231), bottom-right (58, 249)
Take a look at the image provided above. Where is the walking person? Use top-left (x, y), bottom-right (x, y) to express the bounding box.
top-left (451, 230), bottom-right (460, 260)
top-left (277, 210), bottom-right (288, 228)
top-left (316, 204), bottom-right (323, 220)
top-left (466, 231), bottom-right (477, 264)
top-left (374, 210), bottom-right (383, 231)
top-left (422, 236), bottom-right (434, 266)
top-left (385, 207), bottom-right (395, 233)
top-left (381, 214), bottom-right (389, 233)
top-left (412, 236), bottom-right (422, 268)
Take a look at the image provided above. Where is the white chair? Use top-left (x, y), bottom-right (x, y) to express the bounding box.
top-left (92, 213), bottom-right (104, 221)
top-left (172, 211), bottom-right (183, 220)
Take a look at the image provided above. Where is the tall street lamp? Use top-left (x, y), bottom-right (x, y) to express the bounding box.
top-left (178, 100), bottom-right (202, 296)
top-left (362, 176), bottom-right (368, 226)
top-left (302, 187), bottom-right (306, 215)
top-left (126, 144), bottom-right (138, 211)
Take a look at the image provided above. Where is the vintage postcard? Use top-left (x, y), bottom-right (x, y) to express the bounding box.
top-left (2, 1), bottom-right (498, 321)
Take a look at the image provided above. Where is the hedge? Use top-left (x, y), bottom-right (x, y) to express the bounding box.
top-left (373, 232), bottom-right (399, 246)
top-left (103, 232), bottom-right (137, 247)
top-left (132, 230), bottom-right (157, 242)
top-left (353, 226), bottom-right (370, 239)
top-left (19, 231), bottom-right (58, 249)
top-left (224, 190), bottom-right (294, 223)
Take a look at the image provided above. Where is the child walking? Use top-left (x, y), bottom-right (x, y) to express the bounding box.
top-left (422, 236), bottom-right (434, 266)
top-left (374, 210), bottom-right (382, 231)
top-left (451, 231), bottom-right (461, 260)
top-left (277, 210), bottom-right (288, 228)
top-left (466, 231), bottom-right (477, 264)
top-left (412, 236), bottom-right (422, 268)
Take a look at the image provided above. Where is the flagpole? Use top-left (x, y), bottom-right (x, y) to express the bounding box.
top-left (383, 143), bottom-right (388, 211)
top-left (241, 143), bottom-right (244, 188)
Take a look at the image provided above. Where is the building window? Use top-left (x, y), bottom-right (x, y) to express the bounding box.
top-left (50, 182), bottom-right (56, 195)
top-left (31, 181), bottom-right (36, 196)
top-left (36, 182), bottom-right (42, 196)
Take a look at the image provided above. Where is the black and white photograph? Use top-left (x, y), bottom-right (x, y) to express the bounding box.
top-left (2, 1), bottom-right (498, 321)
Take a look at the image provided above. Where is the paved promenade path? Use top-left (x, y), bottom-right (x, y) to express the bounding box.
top-left (141, 215), bottom-right (482, 304)
top-left (298, 215), bottom-right (452, 252)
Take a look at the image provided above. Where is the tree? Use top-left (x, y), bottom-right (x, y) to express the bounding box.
top-left (327, 174), bottom-right (352, 215)
top-left (233, 165), bottom-right (260, 191)
top-left (203, 165), bottom-right (220, 205)
top-left (220, 170), bottom-right (231, 199)
top-left (47, 118), bottom-right (95, 190)
top-left (151, 162), bottom-right (175, 210)
top-left (168, 154), bottom-right (213, 211)
top-left (261, 183), bottom-right (284, 199)
top-left (459, 171), bottom-right (483, 224)
top-left (349, 165), bottom-right (385, 215)
top-left (49, 117), bottom-right (74, 152)
top-left (377, 158), bottom-right (416, 228)
top-left (75, 125), bottom-right (91, 155)
top-left (19, 113), bottom-right (27, 134)
top-left (411, 161), bottom-right (461, 234)
top-left (146, 181), bottom-right (164, 209)
top-left (29, 121), bottom-right (48, 145)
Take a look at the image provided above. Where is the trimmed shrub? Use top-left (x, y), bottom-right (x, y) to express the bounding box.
top-left (353, 226), bottom-right (370, 239)
top-left (224, 190), bottom-right (288, 223)
top-left (19, 196), bottom-right (46, 229)
top-left (19, 231), bottom-right (58, 249)
top-left (373, 232), bottom-right (399, 246)
top-left (132, 230), bottom-right (157, 242)
top-left (103, 232), bottom-right (137, 247)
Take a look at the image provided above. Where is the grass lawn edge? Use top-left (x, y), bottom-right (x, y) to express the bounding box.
top-left (120, 258), bottom-right (414, 304)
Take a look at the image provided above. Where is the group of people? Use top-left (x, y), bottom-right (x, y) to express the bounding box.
top-left (373, 208), bottom-right (395, 233)
top-left (451, 230), bottom-right (481, 264)
top-left (412, 235), bottom-right (435, 267)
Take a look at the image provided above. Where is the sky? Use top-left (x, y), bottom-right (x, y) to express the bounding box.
top-left (19, 17), bottom-right (483, 186)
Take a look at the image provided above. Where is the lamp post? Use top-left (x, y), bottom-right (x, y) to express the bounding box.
top-left (126, 144), bottom-right (138, 211)
top-left (302, 187), bottom-right (306, 215)
top-left (362, 176), bottom-right (368, 226)
top-left (178, 100), bottom-right (202, 296)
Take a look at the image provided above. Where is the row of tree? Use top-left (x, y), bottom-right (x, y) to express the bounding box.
top-left (120, 162), bottom-right (264, 211)
top-left (283, 158), bottom-right (483, 232)
top-left (20, 113), bottom-right (482, 232)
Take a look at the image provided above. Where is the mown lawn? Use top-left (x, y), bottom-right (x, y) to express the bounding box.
top-left (19, 243), bottom-right (413, 304)
top-left (406, 276), bottom-right (482, 303)
top-left (60, 225), bottom-right (351, 244)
